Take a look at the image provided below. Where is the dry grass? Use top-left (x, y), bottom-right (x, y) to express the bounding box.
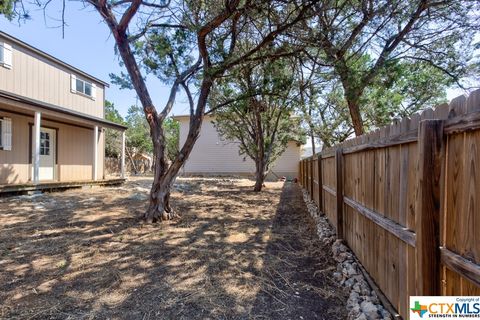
top-left (0, 177), bottom-right (347, 320)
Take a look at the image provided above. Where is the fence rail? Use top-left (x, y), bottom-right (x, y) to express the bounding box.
top-left (299, 90), bottom-right (480, 319)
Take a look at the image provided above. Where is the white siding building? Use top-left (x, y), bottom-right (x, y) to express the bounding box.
top-left (175, 114), bottom-right (300, 179)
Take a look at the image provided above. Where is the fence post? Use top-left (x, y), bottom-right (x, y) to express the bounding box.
top-left (301, 160), bottom-right (304, 187)
top-left (310, 157), bottom-right (314, 198)
top-left (302, 160), bottom-right (306, 187)
top-left (317, 154), bottom-right (323, 214)
top-left (306, 158), bottom-right (310, 192)
top-left (336, 147), bottom-right (344, 239)
top-left (300, 160), bottom-right (304, 187)
top-left (415, 120), bottom-right (444, 295)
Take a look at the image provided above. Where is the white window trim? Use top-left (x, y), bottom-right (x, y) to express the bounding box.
top-left (0, 42), bottom-right (13, 69)
top-left (0, 117), bottom-right (12, 151)
top-left (70, 74), bottom-right (96, 100)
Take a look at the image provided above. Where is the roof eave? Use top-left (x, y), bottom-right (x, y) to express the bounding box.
top-left (0, 90), bottom-right (127, 131)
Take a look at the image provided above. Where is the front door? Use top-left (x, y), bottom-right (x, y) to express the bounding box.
top-left (32, 128), bottom-right (56, 181)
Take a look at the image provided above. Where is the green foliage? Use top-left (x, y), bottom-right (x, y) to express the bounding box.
top-left (0, 0), bottom-right (34, 21)
top-left (297, 58), bottom-right (453, 148)
top-left (109, 72), bottom-right (135, 90)
top-left (313, 83), bottom-right (354, 148)
top-left (125, 104), bottom-right (153, 155)
top-left (124, 105), bottom-right (179, 161)
top-left (301, 0), bottom-right (480, 134)
top-left (104, 101), bottom-right (125, 158)
top-left (137, 28), bottom-right (196, 84)
top-left (211, 58), bottom-right (305, 172)
top-left (105, 100), bottom-right (125, 124)
top-left (0, 0), bottom-right (15, 20)
top-left (361, 61), bottom-right (452, 129)
top-left (163, 117), bottom-right (179, 162)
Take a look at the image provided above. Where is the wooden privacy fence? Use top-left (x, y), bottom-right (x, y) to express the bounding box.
top-left (299, 91), bottom-right (480, 319)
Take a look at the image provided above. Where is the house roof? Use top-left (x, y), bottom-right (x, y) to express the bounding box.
top-left (0, 89), bottom-right (127, 131)
top-left (0, 31), bottom-right (109, 87)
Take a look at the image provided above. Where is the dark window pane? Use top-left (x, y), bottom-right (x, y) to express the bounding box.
top-left (84, 83), bottom-right (92, 96)
top-left (76, 79), bottom-right (84, 92)
top-left (40, 146), bottom-right (50, 156)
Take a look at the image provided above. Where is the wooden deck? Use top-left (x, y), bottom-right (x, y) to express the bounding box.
top-left (0, 178), bottom-right (126, 196)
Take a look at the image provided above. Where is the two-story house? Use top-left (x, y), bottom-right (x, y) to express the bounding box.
top-left (0, 31), bottom-right (127, 190)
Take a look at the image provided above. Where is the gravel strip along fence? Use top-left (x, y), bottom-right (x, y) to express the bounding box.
top-left (302, 190), bottom-right (394, 320)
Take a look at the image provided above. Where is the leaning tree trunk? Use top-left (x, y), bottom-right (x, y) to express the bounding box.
top-left (144, 127), bottom-right (174, 222)
top-left (143, 79), bottom-right (213, 222)
top-left (95, 2), bottom-right (212, 223)
top-left (338, 69), bottom-right (365, 137)
top-left (347, 98), bottom-right (365, 136)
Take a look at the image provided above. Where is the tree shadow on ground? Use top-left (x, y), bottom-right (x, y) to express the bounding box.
top-left (0, 178), bottom-right (346, 319)
top-left (251, 182), bottom-right (348, 320)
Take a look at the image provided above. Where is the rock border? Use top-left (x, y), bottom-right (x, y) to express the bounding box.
top-left (302, 190), bottom-right (393, 320)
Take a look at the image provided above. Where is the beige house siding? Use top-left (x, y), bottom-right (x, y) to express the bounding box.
top-left (0, 34), bottom-right (105, 118)
top-left (178, 115), bottom-right (300, 178)
top-left (0, 108), bottom-right (104, 184)
top-left (0, 111), bottom-right (29, 184)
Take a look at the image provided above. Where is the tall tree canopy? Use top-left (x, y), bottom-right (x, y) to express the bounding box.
top-left (296, 58), bottom-right (455, 149)
top-left (297, 0), bottom-right (480, 135)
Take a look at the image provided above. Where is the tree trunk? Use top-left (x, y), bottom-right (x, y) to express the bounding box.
top-left (254, 158), bottom-right (266, 192)
top-left (310, 129), bottom-right (316, 155)
top-left (252, 97), bottom-right (266, 192)
top-left (94, 3), bottom-right (212, 223)
top-left (337, 65), bottom-right (365, 137)
top-left (347, 98), bottom-right (365, 136)
top-left (143, 127), bottom-right (173, 222)
top-left (143, 78), bottom-right (213, 222)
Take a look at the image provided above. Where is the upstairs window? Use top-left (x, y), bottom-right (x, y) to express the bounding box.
top-left (0, 117), bottom-right (12, 151)
top-left (70, 74), bottom-right (96, 100)
top-left (0, 42), bottom-right (12, 69)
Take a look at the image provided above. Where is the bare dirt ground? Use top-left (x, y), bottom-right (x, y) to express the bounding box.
top-left (0, 177), bottom-right (347, 320)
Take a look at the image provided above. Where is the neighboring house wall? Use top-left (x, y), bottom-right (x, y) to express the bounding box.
top-left (0, 34), bottom-right (105, 118)
top-left (0, 108), bottom-right (104, 184)
top-left (177, 115), bottom-right (300, 178)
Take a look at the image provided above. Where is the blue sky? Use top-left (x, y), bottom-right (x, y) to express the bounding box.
top-left (0, 1), bottom-right (190, 118)
top-left (0, 2), bottom-right (470, 119)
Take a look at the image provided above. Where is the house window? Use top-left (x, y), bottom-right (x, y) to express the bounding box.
top-left (0, 42), bottom-right (13, 69)
top-left (40, 132), bottom-right (50, 156)
top-left (0, 117), bottom-right (12, 151)
top-left (71, 74), bottom-right (96, 99)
